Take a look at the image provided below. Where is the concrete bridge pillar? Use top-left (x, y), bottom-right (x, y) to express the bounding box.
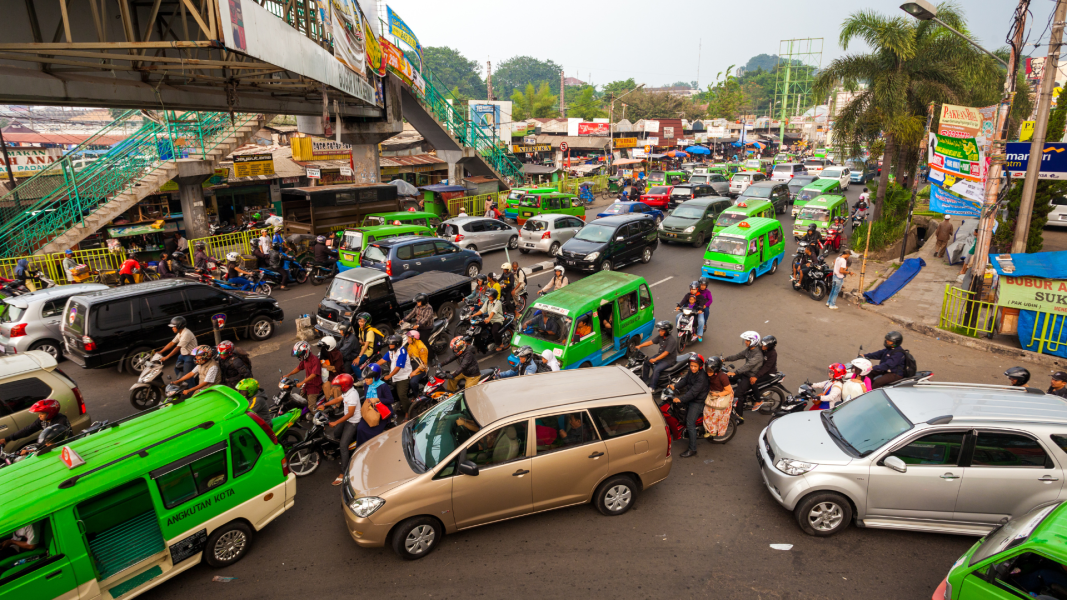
top-left (437, 150), bottom-right (465, 185)
top-left (174, 159), bottom-right (215, 240)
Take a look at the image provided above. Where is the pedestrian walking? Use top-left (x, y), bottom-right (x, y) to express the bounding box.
top-left (827, 249), bottom-right (852, 310)
top-left (934, 215), bottom-right (954, 258)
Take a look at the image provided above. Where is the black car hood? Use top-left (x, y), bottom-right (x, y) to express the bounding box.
top-left (318, 297), bottom-right (358, 321)
top-left (560, 238), bottom-right (607, 254)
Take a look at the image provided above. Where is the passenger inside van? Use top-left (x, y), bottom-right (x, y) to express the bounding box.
top-left (0, 521), bottom-right (40, 560)
top-left (574, 315), bottom-right (593, 341)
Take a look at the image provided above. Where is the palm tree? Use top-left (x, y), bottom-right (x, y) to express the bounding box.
top-left (816, 3), bottom-right (997, 219)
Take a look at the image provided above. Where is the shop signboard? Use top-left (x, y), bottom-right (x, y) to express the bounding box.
top-left (998, 275), bottom-right (1067, 314)
top-left (642, 120), bottom-right (660, 133)
top-left (662, 126), bottom-right (675, 139)
top-left (577, 123), bottom-right (610, 136)
top-left (615, 138), bottom-right (637, 148)
top-left (1005, 142), bottom-right (1067, 180)
top-left (306, 167), bottom-right (321, 179)
top-left (386, 6), bottom-right (422, 65)
top-left (160, 168), bottom-right (228, 191)
top-left (291, 137), bottom-right (352, 161)
top-left (511, 144), bottom-right (551, 153)
top-left (233, 153), bottom-right (275, 178)
top-left (0, 148), bottom-right (62, 178)
top-left (523, 136), bottom-right (537, 145)
top-left (340, 166), bottom-right (353, 177)
top-left (938, 104), bottom-right (983, 139)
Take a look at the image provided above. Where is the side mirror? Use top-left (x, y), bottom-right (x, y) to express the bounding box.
top-left (884, 455), bottom-right (907, 473)
top-left (457, 460), bottom-right (479, 477)
top-left (615, 236), bottom-right (625, 241)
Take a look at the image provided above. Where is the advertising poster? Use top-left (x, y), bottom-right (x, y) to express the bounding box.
top-left (929, 183), bottom-right (980, 217)
top-left (233, 154), bottom-right (275, 178)
top-left (938, 104), bottom-right (983, 139)
top-left (363, 17), bottom-right (384, 77)
top-left (927, 133), bottom-right (985, 216)
top-left (1005, 142), bottom-right (1067, 180)
top-left (330, 0), bottom-right (365, 76)
top-left (471, 104), bottom-right (501, 138)
top-left (998, 276), bottom-right (1067, 314)
top-left (381, 38), bottom-right (414, 86)
top-left (0, 148), bottom-right (62, 178)
top-left (386, 6), bottom-right (422, 66)
top-left (577, 123), bottom-right (610, 136)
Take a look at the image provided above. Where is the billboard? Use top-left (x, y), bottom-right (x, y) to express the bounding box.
top-left (468, 100), bottom-right (513, 143)
top-left (330, 0), bottom-right (365, 75)
top-left (0, 148), bottom-right (62, 178)
top-left (577, 123), bottom-right (610, 136)
top-left (386, 6), bottom-right (422, 66)
top-left (927, 133), bottom-right (986, 216)
top-left (1005, 142), bottom-right (1067, 180)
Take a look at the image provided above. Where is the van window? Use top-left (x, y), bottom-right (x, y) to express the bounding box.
top-left (410, 242), bottom-right (435, 259)
top-left (230, 428), bottom-right (263, 477)
top-left (639, 284), bottom-right (652, 310)
top-left (64, 301), bottom-right (88, 335)
top-left (589, 405), bottom-right (651, 439)
top-left (41, 298), bottom-right (66, 319)
top-left (363, 245), bottom-right (388, 263)
top-left (618, 291), bottom-right (638, 319)
top-left (396, 245), bottom-right (413, 260)
top-left (434, 241), bottom-right (458, 255)
top-left (465, 422), bottom-right (528, 467)
top-left (147, 291), bottom-right (188, 320)
top-left (95, 299), bottom-right (134, 330)
top-left (0, 519), bottom-right (49, 580)
top-left (0, 377), bottom-right (52, 413)
top-left (768, 227), bottom-right (783, 246)
top-left (972, 432), bottom-right (1048, 467)
top-left (535, 411), bottom-right (598, 454)
top-left (153, 444), bottom-right (229, 509)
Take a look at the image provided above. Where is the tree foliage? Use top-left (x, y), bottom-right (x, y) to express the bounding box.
top-left (511, 83), bottom-right (559, 121)
top-left (566, 86), bottom-right (605, 120)
top-left (422, 46), bottom-right (486, 100)
top-left (494, 56), bottom-right (563, 99)
top-left (624, 91), bottom-right (704, 121)
top-left (601, 79), bottom-right (640, 100)
top-left (705, 65), bottom-right (746, 120)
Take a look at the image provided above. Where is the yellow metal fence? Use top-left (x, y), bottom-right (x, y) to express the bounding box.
top-left (1030, 312), bottom-right (1067, 355)
top-left (558, 175), bottom-right (609, 194)
top-left (0, 247), bottom-right (128, 284)
top-left (938, 284), bottom-right (998, 338)
top-left (190, 229), bottom-right (269, 261)
top-left (446, 192), bottom-right (507, 218)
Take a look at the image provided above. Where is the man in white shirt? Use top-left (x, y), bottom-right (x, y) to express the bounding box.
top-left (827, 249), bottom-right (852, 310)
top-left (322, 374), bottom-right (361, 486)
top-left (0, 522), bottom-right (39, 559)
top-left (380, 335), bottom-right (412, 414)
top-left (160, 317), bottom-right (198, 377)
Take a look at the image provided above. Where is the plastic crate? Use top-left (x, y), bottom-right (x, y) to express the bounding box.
top-left (99, 269), bottom-right (119, 285)
top-left (240, 254), bottom-right (258, 270)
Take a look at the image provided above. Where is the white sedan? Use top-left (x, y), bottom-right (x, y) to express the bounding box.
top-left (1049, 196), bottom-right (1067, 228)
top-left (818, 166), bottom-right (851, 191)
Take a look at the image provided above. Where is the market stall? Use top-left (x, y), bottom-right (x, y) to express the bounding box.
top-left (990, 251), bottom-right (1067, 358)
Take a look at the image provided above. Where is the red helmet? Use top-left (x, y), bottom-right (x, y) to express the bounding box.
top-left (29, 399), bottom-right (61, 420)
top-left (331, 373), bottom-right (355, 392)
top-left (828, 363), bottom-right (848, 381)
top-left (217, 340), bottom-right (234, 359)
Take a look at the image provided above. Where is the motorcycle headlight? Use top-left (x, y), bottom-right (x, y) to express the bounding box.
top-left (683, 226), bottom-right (696, 234)
top-left (775, 458), bottom-right (818, 476)
top-left (348, 496), bottom-right (385, 518)
top-left (585, 251), bottom-right (600, 261)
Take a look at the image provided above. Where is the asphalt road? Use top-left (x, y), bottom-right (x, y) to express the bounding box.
top-left (63, 184), bottom-right (1054, 599)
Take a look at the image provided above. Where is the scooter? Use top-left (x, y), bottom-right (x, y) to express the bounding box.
top-left (792, 250), bottom-right (833, 301)
top-left (724, 363), bottom-right (788, 415)
top-left (399, 317), bottom-right (452, 358)
top-left (578, 184), bottom-right (595, 205)
top-left (771, 383), bottom-right (820, 423)
top-left (659, 387), bottom-right (738, 444)
top-left (271, 376), bottom-right (312, 424)
top-left (625, 342), bottom-right (695, 397)
top-left (461, 314), bottom-right (516, 355)
top-left (851, 206), bottom-right (868, 229)
top-left (407, 363), bottom-right (502, 420)
top-left (206, 269), bottom-right (272, 295)
top-left (307, 258), bottom-right (339, 286)
top-left (676, 308), bottom-right (697, 351)
top-left (129, 353), bottom-right (167, 410)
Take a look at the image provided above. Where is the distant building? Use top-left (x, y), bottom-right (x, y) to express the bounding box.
top-left (563, 77), bottom-right (587, 87)
top-left (642, 86), bottom-right (701, 98)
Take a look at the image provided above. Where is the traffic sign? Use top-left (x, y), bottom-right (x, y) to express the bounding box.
top-left (559, 141), bottom-right (569, 152)
top-left (644, 145), bottom-right (652, 154)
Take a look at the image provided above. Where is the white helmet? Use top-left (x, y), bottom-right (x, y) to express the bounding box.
top-left (317, 335), bottom-right (337, 351)
top-left (850, 357), bottom-right (873, 376)
top-left (226, 252), bottom-right (239, 262)
top-left (554, 265), bottom-right (565, 275)
top-left (740, 331), bottom-right (761, 345)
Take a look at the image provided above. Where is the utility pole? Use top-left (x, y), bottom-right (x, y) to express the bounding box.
top-left (778, 39), bottom-right (793, 144)
top-left (560, 70), bottom-right (566, 117)
top-left (1013, 0), bottom-right (1066, 253)
top-left (0, 127), bottom-right (17, 191)
top-left (486, 60), bottom-right (493, 101)
top-left (696, 38), bottom-right (702, 89)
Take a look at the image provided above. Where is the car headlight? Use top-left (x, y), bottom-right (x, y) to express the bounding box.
top-left (585, 251), bottom-right (599, 261)
top-left (349, 496), bottom-right (385, 518)
top-left (775, 458), bottom-right (818, 476)
top-left (683, 226), bottom-right (696, 233)
top-left (658, 222), bottom-right (665, 230)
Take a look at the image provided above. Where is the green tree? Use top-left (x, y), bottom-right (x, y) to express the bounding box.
top-left (624, 91), bottom-right (703, 121)
top-left (494, 56), bottom-right (564, 99)
top-left (665, 80), bottom-right (698, 89)
top-left (705, 65), bottom-right (745, 120)
top-left (422, 46), bottom-right (487, 99)
top-left (566, 86), bottom-right (605, 120)
top-left (511, 83), bottom-right (559, 120)
top-left (601, 78), bottom-right (639, 99)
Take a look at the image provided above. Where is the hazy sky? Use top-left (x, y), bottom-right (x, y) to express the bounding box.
top-left (383, 0), bottom-right (1057, 90)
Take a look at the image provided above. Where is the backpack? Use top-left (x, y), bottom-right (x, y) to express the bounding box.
top-left (533, 357), bottom-right (554, 374)
top-left (901, 349), bottom-right (917, 378)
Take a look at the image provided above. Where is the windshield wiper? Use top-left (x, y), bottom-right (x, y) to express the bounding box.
top-left (820, 411), bottom-right (859, 456)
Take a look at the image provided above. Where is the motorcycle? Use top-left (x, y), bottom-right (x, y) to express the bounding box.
top-left (822, 222), bottom-right (845, 251)
top-left (285, 407), bottom-right (399, 477)
top-left (624, 342), bottom-right (695, 397)
top-left (724, 364), bottom-right (788, 415)
top-left (792, 250), bottom-right (832, 301)
top-left (851, 206), bottom-right (868, 229)
top-left (578, 184), bottom-right (595, 205)
top-left (399, 317), bottom-right (452, 358)
top-left (676, 308), bottom-right (697, 351)
top-left (129, 353), bottom-right (166, 410)
top-left (307, 258), bottom-right (339, 286)
top-left (269, 376), bottom-right (312, 424)
top-left (659, 386), bottom-right (738, 444)
top-left (205, 269), bottom-right (272, 295)
top-left (209, 221), bottom-right (237, 236)
top-left (247, 389), bottom-right (305, 449)
top-left (771, 383), bottom-right (821, 423)
top-left (406, 364), bottom-right (501, 421)
top-left (461, 314), bottom-right (516, 355)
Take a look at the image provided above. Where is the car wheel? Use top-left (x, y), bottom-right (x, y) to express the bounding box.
top-left (390, 516), bottom-right (443, 560)
top-left (508, 236), bottom-right (518, 249)
top-left (466, 263), bottom-right (480, 278)
top-left (519, 248), bottom-right (530, 254)
top-left (641, 247), bottom-right (652, 264)
top-left (770, 259), bottom-right (779, 274)
top-left (249, 316), bottom-right (274, 341)
top-left (549, 242), bottom-right (561, 255)
top-left (436, 301), bottom-right (457, 323)
top-left (691, 233), bottom-right (704, 248)
top-left (204, 521), bottom-right (253, 568)
top-left (599, 260), bottom-right (612, 272)
top-left (125, 347), bottom-right (153, 374)
top-left (594, 474), bottom-right (638, 516)
top-left (29, 339), bottom-right (62, 360)
top-left (285, 447), bottom-right (320, 477)
top-left (466, 244), bottom-right (477, 252)
top-left (745, 271), bottom-right (756, 286)
top-left (795, 492), bottom-right (852, 536)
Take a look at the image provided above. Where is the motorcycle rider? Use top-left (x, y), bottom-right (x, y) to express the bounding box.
top-left (863, 331), bottom-right (908, 388)
top-left (284, 341), bottom-right (323, 404)
top-left (1005, 366), bottom-right (1031, 387)
top-left (724, 331), bottom-right (764, 409)
top-left (854, 190), bottom-right (869, 222)
top-left (321, 373), bottom-right (359, 487)
top-left (792, 242), bottom-right (818, 286)
top-left (318, 336), bottom-right (345, 399)
top-left (442, 338), bottom-right (481, 392)
top-left (748, 335), bottom-right (779, 410)
top-left (802, 223), bottom-right (823, 247)
top-left (471, 288), bottom-right (506, 351)
top-left (466, 274), bottom-right (490, 304)
top-left (1049, 371), bottom-right (1067, 399)
top-left (267, 243), bottom-right (290, 290)
top-left (675, 282), bottom-right (706, 343)
top-left (159, 316), bottom-right (198, 378)
top-left (311, 234), bottom-right (338, 272)
top-left (540, 266), bottom-right (569, 295)
top-left (403, 293), bottom-right (435, 344)
top-left (669, 354), bottom-right (710, 458)
top-left (356, 364), bottom-right (395, 447)
top-left (541, 349), bottom-right (561, 371)
top-left (703, 356), bottom-right (734, 437)
top-left (379, 335), bottom-right (412, 414)
top-left (697, 278), bottom-right (713, 335)
top-left (499, 263), bottom-right (516, 315)
top-left (193, 241), bottom-right (210, 271)
top-left (847, 357), bottom-right (874, 396)
top-left (224, 252), bottom-right (256, 290)
top-left (173, 345), bottom-right (222, 397)
top-left (405, 330), bottom-right (430, 393)
top-left (0, 399), bottom-right (70, 454)
top-left (811, 363), bottom-right (849, 409)
top-left (635, 321), bottom-right (678, 389)
top-left (500, 345), bottom-right (538, 378)
top-left (216, 341), bottom-right (252, 388)
top-left (352, 312), bottom-right (383, 371)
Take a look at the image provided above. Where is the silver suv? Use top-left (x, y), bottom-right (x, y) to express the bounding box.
top-left (0, 284), bottom-right (108, 359)
top-left (758, 382), bottom-right (1067, 537)
top-left (439, 216), bottom-right (519, 253)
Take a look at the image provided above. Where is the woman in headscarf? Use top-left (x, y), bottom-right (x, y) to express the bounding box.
top-left (540, 349), bottom-right (560, 372)
top-left (13, 259), bottom-right (29, 285)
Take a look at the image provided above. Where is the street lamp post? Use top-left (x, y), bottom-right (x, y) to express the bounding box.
top-left (609, 84), bottom-right (645, 169)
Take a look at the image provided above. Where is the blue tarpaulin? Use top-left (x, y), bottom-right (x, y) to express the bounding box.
top-left (863, 258), bottom-right (927, 305)
top-left (1018, 310), bottom-right (1067, 359)
top-left (987, 250), bottom-right (1067, 279)
top-left (419, 184), bottom-right (467, 193)
top-left (987, 251), bottom-right (1067, 356)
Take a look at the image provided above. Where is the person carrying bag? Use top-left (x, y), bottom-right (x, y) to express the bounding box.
top-left (703, 357), bottom-right (734, 437)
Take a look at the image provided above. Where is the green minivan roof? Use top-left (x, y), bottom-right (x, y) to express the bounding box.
top-left (804, 194), bottom-right (847, 209)
top-left (0, 388), bottom-right (249, 533)
top-left (801, 179), bottom-right (841, 191)
top-left (361, 211), bottom-right (437, 224)
top-left (348, 224), bottom-right (432, 235)
top-left (528, 192), bottom-right (576, 199)
top-left (513, 187), bottom-right (557, 193)
top-left (534, 271), bottom-right (647, 316)
top-left (716, 216), bottom-right (781, 239)
top-left (720, 199), bottom-right (774, 216)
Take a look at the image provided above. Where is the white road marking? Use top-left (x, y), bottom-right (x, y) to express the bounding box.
top-left (649, 276), bottom-right (674, 288)
top-left (285, 293), bottom-right (318, 300)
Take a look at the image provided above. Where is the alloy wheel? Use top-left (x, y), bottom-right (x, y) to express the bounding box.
top-left (253, 320), bottom-right (272, 338)
top-left (213, 529), bottom-right (247, 562)
top-left (604, 484), bottom-right (632, 512)
top-left (807, 502), bottom-right (844, 531)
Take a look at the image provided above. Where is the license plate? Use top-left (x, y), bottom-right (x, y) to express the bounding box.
top-left (714, 271), bottom-right (726, 277)
top-left (665, 233), bottom-right (676, 237)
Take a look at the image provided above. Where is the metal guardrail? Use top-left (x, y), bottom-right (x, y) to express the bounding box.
top-left (189, 229), bottom-right (269, 262)
top-left (446, 193), bottom-right (508, 218)
top-left (938, 284), bottom-right (998, 338)
top-left (0, 247), bottom-right (128, 284)
top-left (1031, 312), bottom-right (1067, 355)
top-left (558, 175), bottom-right (609, 194)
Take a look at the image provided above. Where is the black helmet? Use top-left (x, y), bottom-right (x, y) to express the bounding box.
top-left (761, 335), bottom-right (777, 350)
top-left (476, 274), bottom-right (488, 284)
top-left (488, 288), bottom-right (499, 300)
top-left (689, 280), bottom-right (699, 290)
top-left (169, 316), bottom-right (187, 329)
top-left (1005, 366), bottom-right (1031, 386)
top-left (386, 335), bottom-right (402, 347)
top-left (195, 241), bottom-right (206, 249)
top-left (688, 353), bottom-right (705, 368)
top-left (698, 277), bottom-right (709, 287)
top-left (516, 345), bottom-right (534, 359)
top-left (361, 364), bottom-right (382, 381)
top-left (808, 223), bottom-right (817, 231)
top-left (656, 320), bottom-right (673, 334)
top-left (884, 331), bottom-right (903, 347)
top-left (272, 243), bottom-right (282, 251)
top-left (705, 356), bottom-right (723, 372)
top-left (415, 293), bottom-right (428, 304)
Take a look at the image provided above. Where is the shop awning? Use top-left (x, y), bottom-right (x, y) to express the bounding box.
top-left (989, 250), bottom-right (1067, 278)
top-left (611, 158), bottom-right (643, 166)
top-left (521, 164), bottom-right (561, 175)
top-left (420, 184), bottom-right (467, 192)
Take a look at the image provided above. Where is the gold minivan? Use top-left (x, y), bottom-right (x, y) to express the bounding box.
top-left (342, 366), bottom-right (672, 559)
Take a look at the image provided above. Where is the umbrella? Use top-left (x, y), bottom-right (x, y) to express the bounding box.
top-left (667, 150), bottom-right (689, 158)
top-left (685, 146), bottom-right (711, 155)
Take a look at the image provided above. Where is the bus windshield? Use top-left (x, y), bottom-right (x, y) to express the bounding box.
top-left (340, 231), bottom-right (363, 251)
top-left (520, 305), bottom-right (573, 344)
top-left (798, 207), bottom-right (831, 222)
top-left (716, 212), bottom-right (747, 228)
top-left (706, 236), bottom-right (746, 256)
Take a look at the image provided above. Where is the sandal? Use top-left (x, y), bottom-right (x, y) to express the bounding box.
top-left (332, 475), bottom-right (344, 486)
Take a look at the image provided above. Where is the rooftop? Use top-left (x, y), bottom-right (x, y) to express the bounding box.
top-left (886, 383), bottom-right (1067, 425)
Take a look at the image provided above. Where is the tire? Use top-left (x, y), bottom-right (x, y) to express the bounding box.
top-left (466, 244), bottom-right (477, 252)
top-left (515, 294), bottom-right (528, 313)
top-left (691, 233), bottom-right (704, 248)
top-left (708, 416), bottom-right (736, 444)
top-left (466, 263), bottom-right (481, 278)
top-left (29, 339), bottom-right (62, 360)
top-left (548, 242), bottom-right (561, 255)
top-left (125, 347), bottom-right (153, 374)
top-left (598, 260), bottom-right (612, 272)
top-left (507, 236), bottom-right (518, 249)
top-left (594, 474), bottom-right (638, 516)
top-left (810, 280), bottom-right (828, 301)
top-left (374, 323), bottom-right (394, 338)
top-left (579, 362), bottom-right (593, 368)
top-left (129, 385), bottom-right (163, 410)
top-left (757, 386), bottom-right (786, 415)
top-left (678, 331), bottom-right (690, 352)
top-left (249, 316), bottom-right (274, 341)
top-left (641, 247), bottom-right (653, 264)
top-left (794, 492), bottom-right (853, 537)
top-left (390, 516), bottom-right (443, 560)
top-left (286, 447), bottom-right (321, 477)
top-left (254, 282), bottom-right (272, 296)
top-left (744, 271), bottom-right (756, 286)
top-left (436, 301), bottom-right (457, 323)
top-left (311, 271), bottom-right (326, 286)
top-left (204, 521), bottom-right (253, 568)
top-left (293, 269), bottom-right (309, 285)
top-left (519, 248), bottom-right (530, 254)
top-left (770, 259), bottom-right (779, 274)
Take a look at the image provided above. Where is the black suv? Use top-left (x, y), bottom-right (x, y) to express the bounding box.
top-left (556, 214), bottom-right (659, 272)
top-left (62, 280), bottom-right (284, 373)
top-left (667, 183), bottom-right (717, 210)
top-left (736, 181), bottom-right (791, 214)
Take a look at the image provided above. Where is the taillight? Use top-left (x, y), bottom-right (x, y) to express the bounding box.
top-left (73, 387), bottom-right (87, 415)
top-left (454, 233), bottom-right (464, 242)
top-left (247, 411), bottom-right (279, 445)
top-left (665, 425), bottom-right (671, 458)
top-left (385, 260), bottom-right (392, 277)
top-left (281, 455), bottom-right (290, 477)
top-left (541, 231), bottom-right (551, 240)
top-left (9, 323), bottom-right (26, 337)
top-left (82, 336), bottom-right (97, 351)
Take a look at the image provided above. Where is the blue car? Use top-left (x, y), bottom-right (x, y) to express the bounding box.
top-left (848, 160), bottom-right (875, 184)
top-left (597, 201), bottom-right (664, 223)
top-left (359, 235), bottom-right (482, 280)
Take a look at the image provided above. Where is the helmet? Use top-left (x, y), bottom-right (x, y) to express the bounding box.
top-left (195, 241), bottom-right (206, 249)
top-left (406, 329), bottom-right (420, 340)
top-left (194, 344), bottom-right (214, 364)
top-left (849, 358), bottom-right (873, 376)
top-left (37, 423), bottom-right (71, 447)
top-left (507, 355), bottom-right (520, 368)
top-left (698, 277), bottom-right (709, 287)
top-left (226, 252), bottom-right (239, 262)
top-left (316, 235), bottom-right (326, 243)
top-left (808, 223), bottom-right (817, 231)
top-left (292, 341), bottom-right (310, 360)
top-left (689, 280), bottom-right (699, 290)
top-left (884, 331), bottom-right (903, 348)
top-left (356, 312), bottom-right (371, 324)
top-left (688, 353), bottom-right (705, 368)
top-left (488, 288), bottom-right (499, 300)
top-left (828, 363), bottom-right (848, 380)
top-left (655, 320), bottom-right (673, 334)
top-left (216, 340), bottom-right (234, 359)
top-left (740, 331), bottom-right (761, 345)
top-left (705, 356), bottom-right (723, 373)
top-left (516, 345), bottom-right (534, 359)
top-left (386, 335), bottom-right (402, 347)
top-left (236, 378), bottom-right (259, 399)
top-left (501, 262), bottom-right (511, 270)
top-left (361, 364), bottom-right (382, 380)
top-left (169, 316), bottom-right (187, 330)
top-left (415, 293), bottom-right (428, 304)
top-left (317, 336), bottom-right (337, 351)
top-left (28, 399), bottom-right (61, 420)
top-left (760, 335), bottom-right (777, 350)
top-left (450, 337), bottom-right (467, 354)
top-left (252, 212), bottom-right (261, 220)
top-left (1005, 366), bottom-right (1031, 386)
top-left (476, 274), bottom-right (488, 284)
top-left (331, 373), bottom-right (355, 392)
top-left (488, 272), bottom-right (498, 281)
top-left (554, 265), bottom-right (565, 275)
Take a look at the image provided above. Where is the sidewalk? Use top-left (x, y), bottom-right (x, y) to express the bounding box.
top-left (841, 217), bottom-right (1067, 370)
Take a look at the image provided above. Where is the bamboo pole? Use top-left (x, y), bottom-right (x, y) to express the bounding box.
top-left (856, 218), bottom-right (873, 296)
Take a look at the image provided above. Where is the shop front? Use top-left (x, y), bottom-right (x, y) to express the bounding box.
top-left (280, 183), bottom-right (400, 236)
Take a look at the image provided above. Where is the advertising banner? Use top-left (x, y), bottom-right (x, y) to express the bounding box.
top-left (232, 154), bottom-right (276, 178)
top-left (578, 123), bottom-right (610, 136)
top-left (938, 104), bottom-right (983, 139)
top-left (386, 6), bottom-right (422, 65)
top-left (928, 133), bottom-right (985, 182)
top-left (614, 138), bottom-right (638, 148)
top-left (471, 104), bottom-right (501, 138)
top-left (363, 16), bottom-right (384, 77)
top-left (0, 148), bottom-right (62, 178)
top-left (1027, 57), bottom-right (1047, 81)
top-left (381, 38), bottom-right (415, 86)
top-left (929, 182), bottom-right (980, 217)
top-left (642, 120), bottom-right (660, 133)
top-left (1005, 142), bottom-right (1067, 180)
top-left (998, 275), bottom-right (1067, 314)
top-left (329, 0), bottom-right (365, 76)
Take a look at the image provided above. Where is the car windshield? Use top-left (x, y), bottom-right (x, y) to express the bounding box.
top-left (970, 502), bottom-right (1061, 566)
top-left (340, 231), bottom-right (363, 251)
top-left (648, 171), bottom-right (665, 182)
top-left (405, 392), bottom-right (482, 472)
top-left (670, 188), bottom-right (693, 197)
top-left (706, 235), bottom-right (746, 256)
top-left (647, 186), bottom-right (669, 195)
top-left (520, 196), bottom-right (541, 207)
top-left (600, 204), bottom-right (625, 214)
top-left (741, 187), bottom-right (773, 199)
top-left (574, 224), bottom-right (615, 243)
top-left (733, 174), bottom-right (752, 183)
top-left (798, 207), bottom-right (831, 222)
top-left (671, 205), bottom-right (705, 219)
top-left (821, 169), bottom-right (844, 178)
top-left (523, 219), bottom-right (548, 231)
top-left (520, 305), bottom-right (573, 343)
top-left (716, 212), bottom-right (747, 228)
top-left (824, 390), bottom-right (913, 456)
top-left (689, 176), bottom-right (708, 184)
top-left (790, 177), bottom-right (817, 191)
top-left (508, 190), bottom-right (525, 201)
top-left (325, 278), bottom-right (363, 303)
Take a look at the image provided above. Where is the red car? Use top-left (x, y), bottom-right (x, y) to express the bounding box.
top-left (639, 185), bottom-right (673, 210)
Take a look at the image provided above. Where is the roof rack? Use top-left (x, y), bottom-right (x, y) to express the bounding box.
top-left (905, 381), bottom-right (1047, 395)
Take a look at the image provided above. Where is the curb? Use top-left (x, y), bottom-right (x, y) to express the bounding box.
top-left (523, 260), bottom-right (555, 276)
top-left (844, 292), bottom-right (1067, 370)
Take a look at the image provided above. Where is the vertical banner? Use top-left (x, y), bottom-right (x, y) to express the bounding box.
top-left (330, 0), bottom-right (366, 76)
top-left (363, 16), bottom-right (385, 77)
top-left (927, 132), bottom-right (984, 217)
top-left (386, 6), bottom-right (422, 66)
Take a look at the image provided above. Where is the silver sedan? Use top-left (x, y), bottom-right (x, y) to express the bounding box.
top-left (518, 213), bottom-right (585, 255)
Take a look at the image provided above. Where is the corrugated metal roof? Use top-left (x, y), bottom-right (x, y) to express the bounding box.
top-left (379, 154), bottom-right (445, 168)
